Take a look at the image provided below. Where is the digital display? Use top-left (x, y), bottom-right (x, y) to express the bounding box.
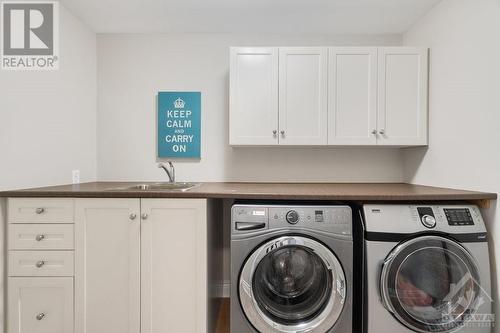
top-left (252, 210), bottom-right (266, 216)
top-left (444, 208), bottom-right (474, 226)
top-left (315, 210), bottom-right (324, 222)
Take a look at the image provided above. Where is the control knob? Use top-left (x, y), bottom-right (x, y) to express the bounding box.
top-left (286, 210), bottom-right (300, 224)
top-left (421, 215), bottom-right (436, 228)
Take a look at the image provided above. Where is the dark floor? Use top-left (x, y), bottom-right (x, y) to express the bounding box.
top-left (216, 298), bottom-right (230, 333)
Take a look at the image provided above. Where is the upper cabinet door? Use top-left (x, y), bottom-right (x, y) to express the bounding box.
top-left (328, 48), bottom-right (378, 145)
top-left (229, 48), bottom-right (279, 145)
top-left (378, 48), bottom-right (428, 146)
top-left (279, 47), bottom-right (328, 145)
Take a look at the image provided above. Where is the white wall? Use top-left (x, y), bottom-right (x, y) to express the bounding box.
top-left (402, 0), bottom-right (500, 323)
top-left (0, 6), bottom-right (97, 191)
top-left (97, 33), bottom-right (405, 182)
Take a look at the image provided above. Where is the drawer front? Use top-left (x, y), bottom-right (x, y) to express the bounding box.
top-left (9, 224), bottom-right (74, 250)
top-left (8, 277), bottom-right (74, 333)
top-left (9, 251), bottom-right (74, 277)
top-left (8, 198), bottom-right (74, 223)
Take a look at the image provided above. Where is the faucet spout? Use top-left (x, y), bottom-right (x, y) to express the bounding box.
top-left (157, 161), bottom-right (175, 183)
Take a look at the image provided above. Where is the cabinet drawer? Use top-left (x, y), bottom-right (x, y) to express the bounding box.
top-left (8, 277), bottom-right (74, 333)
top-left (8, 198), bottom-right (74, 223)
top-left (9, 251), bottom-right (74, 277)
top-left (9, 224), bottom-right (74, 250)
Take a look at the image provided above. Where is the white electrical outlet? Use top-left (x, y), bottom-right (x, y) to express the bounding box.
top-left (72, 170), bottom-right (80, 184)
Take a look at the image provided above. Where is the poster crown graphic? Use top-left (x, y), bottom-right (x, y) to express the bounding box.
top-left (174, 98), bottom-right (185, 109)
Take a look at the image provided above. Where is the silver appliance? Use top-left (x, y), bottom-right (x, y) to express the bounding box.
top-left (363, 204), bottom-right (493, 333)
top-left (231, 204), bottom-right (353, 333)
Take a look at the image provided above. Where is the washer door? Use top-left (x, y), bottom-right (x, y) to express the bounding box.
top-left (380, 235), bottom-right (481, 333)
top-left (239, 236), bottom-right (346, 333)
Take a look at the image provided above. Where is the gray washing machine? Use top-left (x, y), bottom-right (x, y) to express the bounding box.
top-left (363, 204), bottom-right (493, 333)
top-left (231, 204), bottom-right (353, 333)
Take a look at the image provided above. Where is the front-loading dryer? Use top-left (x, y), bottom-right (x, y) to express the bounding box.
top-left (231, 204), bottom-right (353, 333)
top-left (363, 204), bottom-right (493, 333)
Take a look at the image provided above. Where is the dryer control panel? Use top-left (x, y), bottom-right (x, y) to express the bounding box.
top-left (364, 204), bottom-right (486, 235)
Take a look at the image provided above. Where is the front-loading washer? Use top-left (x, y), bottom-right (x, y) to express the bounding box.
top-left (230, 203), bottom-right (353, 333)
top-left (363, 204), bottom-right (493, 333)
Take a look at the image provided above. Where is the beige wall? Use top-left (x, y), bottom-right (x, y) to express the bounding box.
top-left (403, 0), bottom-right (500, 324)
top-left (96, 33), bottom-right (405, 183)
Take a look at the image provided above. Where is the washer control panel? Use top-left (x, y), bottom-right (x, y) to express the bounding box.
top-left (232, 205), bottom-right (352, 237)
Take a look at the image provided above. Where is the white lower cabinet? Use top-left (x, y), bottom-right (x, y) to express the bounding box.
top-left (8, 277), bottom-right (74, 333)
top-left (141, 199), bottom-right (207, 333)
top-left (8, 197), bottom-right (213, 333)
top-left (75, 198), bottom-right (141, 333)
top-left (73, 198), bottom-right (209, 333)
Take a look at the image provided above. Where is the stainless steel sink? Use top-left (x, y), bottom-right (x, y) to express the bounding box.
top-left (112, 182), bottom-right (200, 192)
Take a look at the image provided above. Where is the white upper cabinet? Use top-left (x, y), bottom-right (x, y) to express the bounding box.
top-left (378, 47), bottom-right (428, 146)
top-left (328, 48), bottom-right (378, 145)
top-left (230, 47), bottom-right (279, 145)
top-left (279, 47), bottom-right (328, 145)
top-left (229, 46), bottom-right (428, 147)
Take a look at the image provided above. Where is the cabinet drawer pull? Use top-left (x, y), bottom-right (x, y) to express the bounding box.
top-left (35, 208), bottom-right (45, 214)
top-left (35, 260), bottom-right (45, 268)
top-left (35, 234), bottom-right (45, 241)
top-left (379, 129), bottom-right (386, 135)
top-left (36, 313), bottom-right (45, 320)
top-left (371, 129), bottom-right (377, 135)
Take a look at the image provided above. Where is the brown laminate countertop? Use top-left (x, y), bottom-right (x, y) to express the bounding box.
top-left (0, 182), bottom-right (496, 202)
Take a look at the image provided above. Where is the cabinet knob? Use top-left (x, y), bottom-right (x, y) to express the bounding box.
top-left (129, 213), bottom-right (137, 220)
top-left (36, 313), bottom-right (45, 320)
top-left (35, 260), bottom-right (45, 268)
top-left (280, 130), bottom-right (285, 136)
top-left (35, 208), bottom-right (45, 214)
top-left (141, 213), bottom-right (148, 220)
top-left (35, 234), bottom-right (45, 241)
top-left (371, 129), bottom-right (377, 135)
top-left (379, 129), bottom-right (386, 135)
top-left (273, 130), bottom-right (277, 136)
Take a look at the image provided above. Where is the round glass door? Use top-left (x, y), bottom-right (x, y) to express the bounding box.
top-left (239, 236), bottom-right (346, 333)
top-left (381, 236), bottom-right (481, 333)
top-left (252, 245), bottom-right (332, 324)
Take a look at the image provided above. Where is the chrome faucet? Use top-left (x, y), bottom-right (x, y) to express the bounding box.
top-left (157, 161), bottom-right (175, 183)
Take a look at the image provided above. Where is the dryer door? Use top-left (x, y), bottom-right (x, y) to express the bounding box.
top-left (380, 235), bottom-right (482, 333)
top-left (239, 236), bottom-right (346, 333)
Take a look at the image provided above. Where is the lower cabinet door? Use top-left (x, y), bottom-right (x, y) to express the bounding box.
top-left (74, 198), bottom-right (141, 333)
top-left (8, 277), bottom-right (74, 333)
top-left (141, 199), bottom-right (208, 333)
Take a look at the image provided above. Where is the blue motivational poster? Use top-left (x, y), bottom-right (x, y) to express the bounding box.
top-left (157, 92), bottom-right (201, 159)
